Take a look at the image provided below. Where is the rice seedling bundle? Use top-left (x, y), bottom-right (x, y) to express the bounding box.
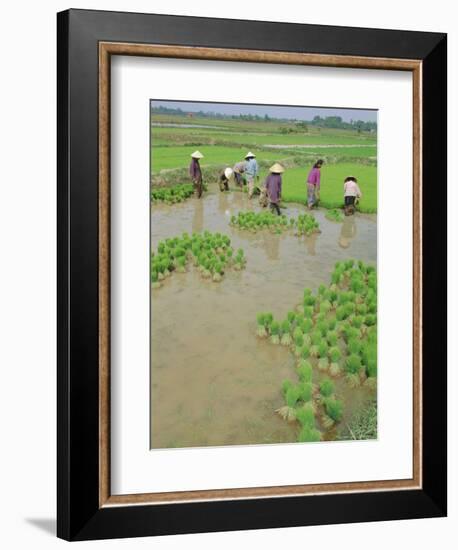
top-left (270, 321), bottom-right (281, 345)
top-left (296, 405), bottom-right (316, 428)
top-left (320, 378), bottom-right (335, 398)
top-left (325, 208), bottom-right (344, 222)
top-left (295, 213), bottom-right (321, 236)
top-left (230, 211), bottom-right (293, 234)
top-left (323, 398), bottom-right (344, 423)
top-left (256, 313), bottom-right (268, 338)
top-left (152, 231), bottom-right (246, 287)
top-left (151, 183), bottom-right (195, 204)
top-left (280, 319), bottom-right (292, 346)
top-left (297, 361), bottom-right (313, 383)
top-left (298, 425), bottom-right (321, 442)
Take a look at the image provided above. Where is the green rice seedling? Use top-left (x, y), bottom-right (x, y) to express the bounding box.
top-left (295, 312), bottom-right (305, 325)
top-left (256, 313), bottom-right (268, 338)
top-left (298, 425), bottom-right (321, 443)
top-left (277, 385), bottom-right (302, 422)
top-left (301, 319), bottom-right (313, 334)
top-left (319, 378), bottom-right (335, 398)
top-left (270, 321), bottom-right (281, 345)
top-left (287, 311), bottom-right (296, 324)
top-left (303, 294), bottom-right (316, 307)
top-left (315, 312), bottom-right (326, 323)
top-left (299, 382), bottom-right (314, 403)
top-left (311, 331), bottom-right (322, 346)
top-left (327, 317), bottom-right (337, 331)
top-left (316, 320), bottom-right (328, 337)
top-left (296, 405), bottom-right (315, 428)
top-left (151, 271), bottom-right (161, 289)
top-left (282, 379), bottom-right (294, 396)
top-left (344, 302), bottom-right (355, 318)
top-left (329, 346), bottom-right (341, 363)
top-left (365, 314), bottom-right (377, 326)
top-left (280, 320), bottom-right (292, 346)
top-left (325, 208), bottom-right (344, 223)
top-left (356, 303), bottom-right (368, 316)
top-left (336, 305), bottom-right (347, 321)
top-left (264, 313), bottom-right (274, 330)
top-left (294, 334), bottom-right (304, 356)
top-left (297, 361), bottom-right (313, 383)
top-left (342, 325), bottom-right (360, 342)
top-left (318, 357), bottom-right (329, 371)
top-left (324, 398), bottom-right (344, 424)
top-left (319, 300), bottom-right (332, 315)
top-left (176, 255), bottom-right (187, 273)
top-left (347, 338), bottom-right (362, 355)
top-left (345, 354), bottom-right (362, 387)
top-left (317, 339), bottom-right (328, 358)
top-left (310, 344), bottom-right (319, 358)
top-left (318, 284), bottom-right (327, 296)
top-left (327, 331), bottom-right (338, 346)
top-left (302, 334), bottom-right (312, 348)
top-left (303, 306), bottom-right (314, 319)
top-left (293, 326), bottom-right (303, 340)
top-left (329, 361), bottom-right (342, 377)
top-left (351, 315), bottom-right (364, 328)
top-left (300, 345), bottom-right (310, 360)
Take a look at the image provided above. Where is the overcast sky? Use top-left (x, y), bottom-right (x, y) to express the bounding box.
top-left (151, 100), bottom-right (377, 123)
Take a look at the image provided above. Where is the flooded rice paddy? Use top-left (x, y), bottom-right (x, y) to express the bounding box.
top-left (151, 187), bottom-right (377, 449)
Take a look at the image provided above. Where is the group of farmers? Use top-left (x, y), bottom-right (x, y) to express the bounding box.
top-left (189, 150), bottom-right (362, 216)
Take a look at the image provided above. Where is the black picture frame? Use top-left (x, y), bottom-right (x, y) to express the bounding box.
top-left (57, 8), bottom-right (447, 541)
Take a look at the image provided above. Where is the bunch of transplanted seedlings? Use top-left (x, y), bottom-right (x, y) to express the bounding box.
top-left (151, 183), bottom-right (195, 204)
top-left (151, 231), bottom-right (246, 287)
top-left (325, 208), bottom-right (344, 223)
top-left (230, 210), bottom-right (320, 236)
top-left (230, 210), bottom-right (290, 234)
top-left (294, 213), bottom-right (321, 236)
top-left (255, 259), bottom-right (377, 442)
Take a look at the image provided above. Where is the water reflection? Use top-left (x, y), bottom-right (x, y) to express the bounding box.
top-left (339, 216), bottom-right (357, 249)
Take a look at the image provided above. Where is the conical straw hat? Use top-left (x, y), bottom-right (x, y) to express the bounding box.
top-left (224, 167), bottom-right (233, 179)
top-left (245, 151), bottom-right (256, 158)
top-left (269, 163), bottom-right (285, 173)
top-left (191, 150), bottom-right (204, 159)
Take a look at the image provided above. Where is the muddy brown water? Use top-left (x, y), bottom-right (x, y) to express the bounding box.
top-left (151, 187), bottom-right (377, 449)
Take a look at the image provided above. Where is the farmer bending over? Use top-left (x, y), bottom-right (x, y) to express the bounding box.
top-left (189, 150), bottom-right (204, 198)
top-left (233, 161), bottom-right (246, 187)
top-left (306, 159), bottom-right (323, 209)
top-left (219, 167), bottom-right (233, 192)
top-left (264, 163), bottom-right (285, 215)
top-left (343, 176), bottom-right (362, 215)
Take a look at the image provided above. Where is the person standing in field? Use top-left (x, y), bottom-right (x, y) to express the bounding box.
top-left (343, 175), bottom-right (362, 215)
top-left (244, 152), bottom-right (259, 199)
top-left (189, 150), bottom-right (204, 198)
top-left (233, 160), bottom-right (246, 188)
top-left (264, 163), bottom-right (285, 215)
top-left (306, 159), bottom-right (324, 209)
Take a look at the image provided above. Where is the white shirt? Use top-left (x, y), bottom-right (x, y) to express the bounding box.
top-left (344, 180), bottom-right (362, 197)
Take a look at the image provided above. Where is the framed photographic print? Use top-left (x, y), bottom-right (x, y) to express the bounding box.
top-left (57, 9), bottom-right (447, 541)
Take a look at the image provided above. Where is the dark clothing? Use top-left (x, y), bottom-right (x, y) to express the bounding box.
top-left (345, 196), bottom-right (356, 206)
top-left (270, 202), bottom-right (281, 215)
top-left (264, 173), bottom-right (282, 204)
top-left (189, 158), bottom-right (202, 180)
top-left (218, 171), bottom-right (229, 192)
top-left (189, 158), bottom-right (203, 198)
top-left (344, 196), bottom-right (356, 215)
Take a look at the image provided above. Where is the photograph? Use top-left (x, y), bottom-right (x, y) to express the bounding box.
top-left (150, 100), bottom-right (378, 449)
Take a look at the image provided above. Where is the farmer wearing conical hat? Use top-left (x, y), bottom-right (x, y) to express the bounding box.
top-left (244, 151), bottom-right (258, 199)
top-left (263, 163), bottom-right (285, 216)
top-left (218, 167), bottom-right (233, 192)
top-left (189, 150), bottom-right (204, 198)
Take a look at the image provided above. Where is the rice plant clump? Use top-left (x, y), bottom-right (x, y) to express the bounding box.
top-left (230, 210), bottom-right (290, 233)
top-left (151, 183), bottom-right (195, 204)
top-left (152, 231), bottom-right (246, 287)
top-left (280, 319), bottom-right (292, 346)
top-left (298, 425), bottom-right (322, 443)
top-left (325, 208), bottom-right (344, 223)
top-left (295, 213), bottom-right (321, 236)
top-left (257, 259), bottom-right (377, 440)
